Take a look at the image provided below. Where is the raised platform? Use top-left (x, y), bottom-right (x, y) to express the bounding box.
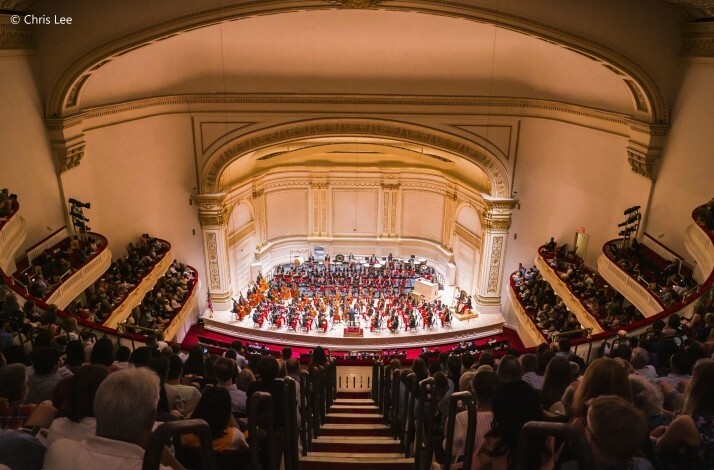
top-left (202, 307), bottom-right (505, 351)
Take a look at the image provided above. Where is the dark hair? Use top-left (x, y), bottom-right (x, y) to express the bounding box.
top-left (257, 356), bottom-right (279, 382)
top-left (411, 357), bottom-right (429, 382)
top-left (31, 346), bottom-right (61, 375)
top-left (167, 354), bottom-right (184, 381)
top-left (461, 352), bottom-right (475, 370)
top-left (281, 347), bottom-right (292, 360)
top-left (148, 356), bottom-right (170, 384)
top-left (224, 349), bottom-right (237, 361)
top-left (192, 387), bottom-right (233, 439)
top-left (214, 357), bottom-right (237, 383)
top-left (311, 346), bottom-right (327, 367)
top-left (478, 352), bottom-right (495, 368)
top-left (90, 337), bottom-right (115, 367)
top-left (2, 344), bottom-right (29, 366)
top-left (558, 338), bottom-right (571, 353)
top-left (486, 380), bottom-right (545, 466)
top-left (115, 345), bottom-right (131, 362)
top-left (521, 354), bottom-right (538, 373)
top-left (183, 345), bottom-right (205, 376)
top-left (446, 355), bottom-right (462, 390)
top-left (65, 340), bottom-right (87, 368)
top-left (129, 346), bottom-right (152, 368)
top-left (66, 364), bottom-right (110, 422)
top-left (497, 355), bottom-right (523, 382)
top-left (540, 356), bottom-right (572, 410)
top-left (472, 370), bottom-right (499, 408)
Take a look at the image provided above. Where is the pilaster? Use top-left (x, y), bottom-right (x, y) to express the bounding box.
top-left (194, 193), bottom-right (233, 309)
top-left (380, 181), bottom-right (400, 238)
top-left (475, 195), bottom-right (517, 309)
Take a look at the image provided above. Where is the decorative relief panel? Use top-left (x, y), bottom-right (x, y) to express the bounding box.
top-left (195, 193), bottom-right (229, 226)
top-left (206, 232), bottom-right (221, 290)
top-left (54, 141), bottom-right (86, 173)
top-left (487, 236), bottom-right (504, 293)
top-left (627, 147), bottom-right (658, 180)
top-left (0, 18), bottom-right (33, 49)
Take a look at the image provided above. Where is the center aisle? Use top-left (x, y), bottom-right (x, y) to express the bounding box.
top-left (300, 392), bottom-right (413, 469)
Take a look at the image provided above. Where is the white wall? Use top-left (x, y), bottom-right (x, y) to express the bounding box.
top-left (0, 53), bottom-right (66, 253)
top-left (502, 118), bottom-right (652, 320)
top-left (58, 114), bottom-right (206, 305)
top-left (645, 61), bottom-right (714, 264)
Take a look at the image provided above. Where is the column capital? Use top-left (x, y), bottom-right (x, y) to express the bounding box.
top-left (0, 12), bottom-right (34, 51)
top-left (194, 193), bottom-right (229, 227)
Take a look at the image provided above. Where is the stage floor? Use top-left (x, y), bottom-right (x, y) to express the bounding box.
top-left (202, 288), bottom-right (505, 350)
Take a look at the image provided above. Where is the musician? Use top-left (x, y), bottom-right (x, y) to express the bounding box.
top-left (389, 312), bottom-right (399, 333)
top-left (408, 314), bottom-right (417, 331)
top-left (460, 295), bottom-right (472, 314)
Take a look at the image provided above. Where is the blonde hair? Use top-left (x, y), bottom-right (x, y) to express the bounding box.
top-left (683, 359), bottom-right (714, 415)
top-left (571, 358), bottom-right (632, 419)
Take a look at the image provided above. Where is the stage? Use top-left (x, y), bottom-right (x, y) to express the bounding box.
top-left (201, 287), bottom-right (505, 350)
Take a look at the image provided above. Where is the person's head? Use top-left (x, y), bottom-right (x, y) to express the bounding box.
top-left (65, 364), bottom-right (110, 422)
top-left (572, 358), bottom-right (633, 419)
top-left (167, 354), bottom-right (184, 381)
top-left (94, 367), bottom-right (160, 444)
top-left (311, 346), bottom-right (327, 367)
top-left (115, 345), bottom-right (131, 363)
top-left (411, 357), bottom-right (429, 382)
top-left (129, 346), bottom-right (152, 368)
top-left (230, 340), bottom-right (243, 354)
top-left (214, 357), bottom-right (237, 384)
top-left (191, 386), bottom-right (233, 439)
top-left (669, 351), bottom-right (692, 375)
top-left (0, 363), bottom-right (28, 401)
top-left (478, 352), bottom-right (495, 369)
top-left (281, 347), bottom-right (292, 360)
top-left (683, 359), bottom-right (714, 415)
top-left (446, 354), bottom-right (462, 379)
top-left (666, 313), bottom-right (680, 330)
top-left (257, 356), bottom-right (279, 382)
top-left (628, 374), bottom-right (664, 418)
top-left (432, 371), bottom-right (449, 399)
top-left (183, 345), bottom-right (205, 376)
top-left (286, 358), bottom-right (300, 377)
top-left (65, 340), bottom-right (86, 367)
top-left (520, 354), bottom-right (538, 374)
top-left (472, 369), bottom-right (499, 409)
top-left (224, 349), bottom-right (237, 361)
top-left (461, 352), bottom-right (475, 370)
top-left (497, 355), bottom-right (522, 382)
top-left (459, 370), bottom-right (476, 395)
top-left (630, 348), bottom-right (650, 370)
top-left (89, 337), bottom-right (115, 367)
top-left (148, 356), bottom-right (170, 384)
top-left (31, 346), bottom-right (61, 375)
top-left (540, 356), bottom-right (572, 410)
top-left (586, 395), bottom-right (647, 465)
top-left (558, 338), bottom-right (571, 353)
top-left (488, 380), bottom-right (545, 465)
top-left (389, 358), bottom-right (401, 371)
top-left (237, 368), bottom-right (255, 391)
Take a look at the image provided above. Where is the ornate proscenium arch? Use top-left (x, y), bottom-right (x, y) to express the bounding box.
top-left (200, 118), bottom-right (512, 198)
top-left (45, 0), bottom-right (668, 125)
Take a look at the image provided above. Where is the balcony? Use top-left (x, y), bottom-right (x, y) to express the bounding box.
top-left (0, 201), bottom-right (26, 274)
top-left (685, 206), bottom-right (714, 283)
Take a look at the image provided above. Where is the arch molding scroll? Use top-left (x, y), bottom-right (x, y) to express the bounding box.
top-left (202, 119), bottom-right (511, 198)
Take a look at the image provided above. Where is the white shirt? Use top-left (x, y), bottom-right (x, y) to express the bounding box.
top-left (43, 435), bottom-right (172, 470)
top-left (47, 417), bottom-right (96, 444)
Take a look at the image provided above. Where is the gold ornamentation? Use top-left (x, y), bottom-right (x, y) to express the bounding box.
top-left (381, 183), bottom-right (400, 190)
top-left (454, 223), bottom-right (481, 249)
top-left (330, 0), bottom-right (382, 8)
top-left (0, 19), bottom-right (33, 49)
top-left (206, 232), bottom-right (221, 290)
top-left (206, 120), bottom-right (509, 197)
top-left (487, 236), bottom-right (504, 293)
top-left (195, 193), bottom-right (229, 226)
top-left (681, 21), bottom-right (714, 57)
top-left (624, 80), bottom-right (649, 113)
top-left (310, 182), bottom-right (329, 189)
top-left (54, 141), bottom-right (86, 173)
top-left (251, 188), bottom-right (264, 199)
top-left (66, 75), bottom-right (89, 108)
top-left (627, 148), bottom-right (658, 180)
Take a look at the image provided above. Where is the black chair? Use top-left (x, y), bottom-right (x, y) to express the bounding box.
top-left (414, 377), bottom-right (437, 470)
top-left (143, 419), bottom-right (216, 470)
top-left (442, 391), bottom-right (476, 470)
top-left (514, 421), bottom-right (595, 470)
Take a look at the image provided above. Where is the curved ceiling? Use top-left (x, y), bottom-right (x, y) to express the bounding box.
top-left (78, 9), bottom-right (633, 116)
top-left (217, 137), bottom-right (492, 195)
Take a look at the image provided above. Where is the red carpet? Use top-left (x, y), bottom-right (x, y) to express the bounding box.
top-left (180, 322), bottom-right (526, 364)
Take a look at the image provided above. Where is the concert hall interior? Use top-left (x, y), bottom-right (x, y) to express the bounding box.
top-left (1, 0), bottom-right (713, 354)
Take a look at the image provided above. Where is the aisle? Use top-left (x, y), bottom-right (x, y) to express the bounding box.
top-left (300, 393), bottom-right (413, 470)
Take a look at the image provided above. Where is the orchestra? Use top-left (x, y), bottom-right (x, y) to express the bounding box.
top-left (230, 255), bottom-right (456, 335)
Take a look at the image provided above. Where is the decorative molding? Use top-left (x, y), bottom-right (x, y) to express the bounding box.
top-left (623, 79), bottom-right (649, 113)
top-left (329, 0), bottom-right (382, 7)
top-left (627, 147), bottom-right (658, 180)
top-left (251, 188), bottom-right (265, 199)
top-left (66, 75), bottom-right (89, 108)
top-left (310, 182), bottom-right (329, 189)
top-left (681, 22), bottom-right (714, 57)
top-left (0, 1), bottom-right (38, 11)
top-left (54, 141), bottom-right (86, 173)
top-left (194, 193), bottom-right (229, 226)
top-left (206, 232), bottom-right (221, 290)
top-left (228, 222), bottom-right (255, 246)
top-left (0, 16), bottom-right (33, 50)
top-left (481, 215), bottom-right (512, 231)
top-left (381, 183), bottom-right (400, 190)
top-left (205, 119), bottom-right (509, 197)
top-left (486, 236), bottom-right (504, 293)
top-left (44, 0), bottom-right (669, 125)
top-left (454, 223), bottom-right (481, 250)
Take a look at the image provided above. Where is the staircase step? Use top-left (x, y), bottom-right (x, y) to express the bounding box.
top-left (319, 424), bottom-right (392, 437)
top-left (312, 437), bottom-right (402, 453)
top-left (336, 392), bottom-right (372, 399)
top-left (325, 413), bottom-right (384, 424)
top-left (334, 398), bottom-right (376, 405)
top-left (329, 404), bottom-right (379, 414)
top-left (301, 453), bottom-right (413, 470)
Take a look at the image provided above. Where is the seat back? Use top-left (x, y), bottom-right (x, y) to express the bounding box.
top-left (142, 419), bottom-right (216, 470)
top-left (442, 391), bottom-right (476, 470)
top-left (514, 421), bottom-right (595, 470)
